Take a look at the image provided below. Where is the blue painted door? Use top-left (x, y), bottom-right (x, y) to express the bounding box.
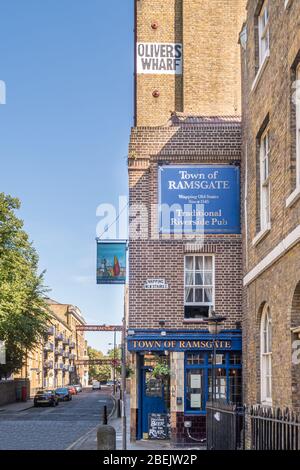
top-left (141, 368), bottom-right (167, 438)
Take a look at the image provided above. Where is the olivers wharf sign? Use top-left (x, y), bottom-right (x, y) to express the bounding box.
top-left (137, 43), bottom-right (183, 74)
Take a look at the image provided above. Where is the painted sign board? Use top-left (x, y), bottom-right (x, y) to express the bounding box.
top-left (128, 338), bottom-right (240, 352)
top-left (159, 165), bottom-right (240, 234)
top-left (148, 413), bottom-right (169, 440)
top-left (96, 241), bottom-right (126, 285)
top-left (137, 42), bottom-right (182, 74)
top-left (144, 279), bottom-right (169, 290)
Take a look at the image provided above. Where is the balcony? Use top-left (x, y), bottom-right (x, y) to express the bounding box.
top-left (46, 326), bottom-right (55, 336)
top-left (55, 332), bottom-right (64, 341)
top-left (69, 342), bottom-right (76, 349)
top-left (44, 342), bottom-right (54, 352)
top-left (44, 360), bottom-right (53, 369)
top-left (55, 348), bottom-right (63, 356)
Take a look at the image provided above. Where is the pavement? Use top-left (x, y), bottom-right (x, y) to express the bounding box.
top-left (0, 388), bottom-right (205, 451)
top-left (70, 392), bottom-right (206, 451)
top-left (0, 388), bottom-right (113, 450)
top-left (0, 399), bottom-right (34, 413)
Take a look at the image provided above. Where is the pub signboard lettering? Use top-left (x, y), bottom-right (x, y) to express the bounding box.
top-left (127, 338), bottom-right (234, 352)
top-left (159, 165), bottom-right (240, 234)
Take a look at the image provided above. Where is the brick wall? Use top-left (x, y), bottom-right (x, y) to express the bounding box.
top-left (242, 0), bottom-right (300, 415)
top-left (242, 0), bottom-right (300, 275)
top-left (128, 118), bottom-right (243, 331)
top-left (135, 0), bottom-right (246, 126)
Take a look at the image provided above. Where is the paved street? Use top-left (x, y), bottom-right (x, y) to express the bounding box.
top-left (0, 388), bottom-right (113, 450)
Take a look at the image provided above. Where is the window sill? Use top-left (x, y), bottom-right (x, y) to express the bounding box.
top-left (252, 223), bottom-right (271, 247)
top-left (286, 185), bottom-right (300, 208)
top-left (285, 0), bottom-right (293, 10)
top-left (261, 400), bottom-right (273, 407)
top-left (251, 50), bottom-right (270, 93)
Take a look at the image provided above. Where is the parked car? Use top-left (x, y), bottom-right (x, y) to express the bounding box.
top-left (92, 380), bottom-right (101, 390)
top-left (34, 390), bottom-right (59, 407)
top-left (70, 384), bottom-right (82, 393)
top-left (106, 380), bottom-right (114, 387)
top-left (66, 385), bottom-right (77, 395)
top-left (55, 387), bottom-right (72, 401)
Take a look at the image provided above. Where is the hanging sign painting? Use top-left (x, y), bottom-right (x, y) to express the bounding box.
top-left (96, 241), bottom-right (126, 285)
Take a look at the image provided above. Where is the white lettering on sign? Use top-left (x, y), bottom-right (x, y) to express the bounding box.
top-left (144, 279), bottom-right (169, 290)
top-left (137, 43), bottom-right (182, 75)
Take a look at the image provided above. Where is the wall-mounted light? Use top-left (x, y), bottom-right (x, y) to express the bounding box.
top-left (152, 89), bottom-right (160, 98)
top-left (151, 21), bottom-right (158, 30)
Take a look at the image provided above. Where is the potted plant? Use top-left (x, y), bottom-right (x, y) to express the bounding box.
top-left (151, 362), bottom-right (171, 379)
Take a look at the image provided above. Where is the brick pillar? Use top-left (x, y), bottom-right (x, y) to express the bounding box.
top-left (170, 351), bottom-right (185, 444)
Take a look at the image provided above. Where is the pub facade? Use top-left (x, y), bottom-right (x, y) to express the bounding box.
top-left (127, 0), bottom-right (246, 444)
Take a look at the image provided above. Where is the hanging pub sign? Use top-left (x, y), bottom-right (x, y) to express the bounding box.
top-left (158, 165), bottom-right (240, 234)
top-left (137, 42), bottom-right (183, 75)
top-left (96, 241), bottom-right (126, 285)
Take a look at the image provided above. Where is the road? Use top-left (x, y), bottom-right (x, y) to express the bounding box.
top-left (0, 388), bottom-right (113, 450)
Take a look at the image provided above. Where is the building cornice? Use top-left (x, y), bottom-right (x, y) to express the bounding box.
top-left (244, 224), bottom-right (300, 286)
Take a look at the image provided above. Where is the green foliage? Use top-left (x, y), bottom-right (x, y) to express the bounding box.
top-left (151, 362), bottom-right (171, 379)
top-left (0, 193), bottom-right (50, 378)
top-left (87, 346), bottom-right (111, 382)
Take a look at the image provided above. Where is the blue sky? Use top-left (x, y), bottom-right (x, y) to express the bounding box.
top-left (0, 0), bottom-right (133, 352)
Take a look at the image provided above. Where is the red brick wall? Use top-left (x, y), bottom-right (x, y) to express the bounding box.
top-left (128, 118), bottom-right (243, 331)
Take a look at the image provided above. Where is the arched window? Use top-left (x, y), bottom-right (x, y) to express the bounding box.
top-left (261, 305), bottom-right (272, 405)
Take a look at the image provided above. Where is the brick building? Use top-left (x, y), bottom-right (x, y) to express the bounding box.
top-left (16, 299), bottom-right (89, 396)
top-left (127, 0), bottom-right (246, 443)
top-left (241, 0), bottom-right (300, 445)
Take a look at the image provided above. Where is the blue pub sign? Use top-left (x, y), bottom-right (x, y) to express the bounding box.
top-left (159, 165), bottom-right (240, 234)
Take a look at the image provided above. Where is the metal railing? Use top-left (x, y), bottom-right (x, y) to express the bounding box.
top-left (206, 400), bottom-right (245, 450)
top-left (250, 405), bottom-right (300, 450)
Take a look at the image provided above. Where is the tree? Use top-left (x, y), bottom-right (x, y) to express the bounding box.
top-left (0, 193), bottom-right (50, 378)
top-left (87, 347), bottom-right (111, 383)
top-left (107, 346), bottom-right (122, 377)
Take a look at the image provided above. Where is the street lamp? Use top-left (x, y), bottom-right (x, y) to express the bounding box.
top-left (203, 310), bottom-right (227, 450)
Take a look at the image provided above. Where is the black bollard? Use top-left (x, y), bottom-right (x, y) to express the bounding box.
top-left (103, 405), bottom-right (108, 425)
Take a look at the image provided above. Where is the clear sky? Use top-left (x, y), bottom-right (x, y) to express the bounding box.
top-left (0, 0), bottom-right (133, 352)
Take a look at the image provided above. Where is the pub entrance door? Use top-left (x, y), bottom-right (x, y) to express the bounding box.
top-left (138, 354), bottom-right (170, 440)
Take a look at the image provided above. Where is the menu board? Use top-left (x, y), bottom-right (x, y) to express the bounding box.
top-left (148, 414), bottom-right (169, 440)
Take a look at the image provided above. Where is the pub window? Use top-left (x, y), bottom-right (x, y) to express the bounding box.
top-left (184, 255), bottom-right (214, 319)
top-left (259, 127), bottom-right (271, 230)
top-left (258, 0), bottom-right (270, 67)
top-left (260, 305), bottom-right (272, 405)
top-left (185, 351), bottom-right (242, 415)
